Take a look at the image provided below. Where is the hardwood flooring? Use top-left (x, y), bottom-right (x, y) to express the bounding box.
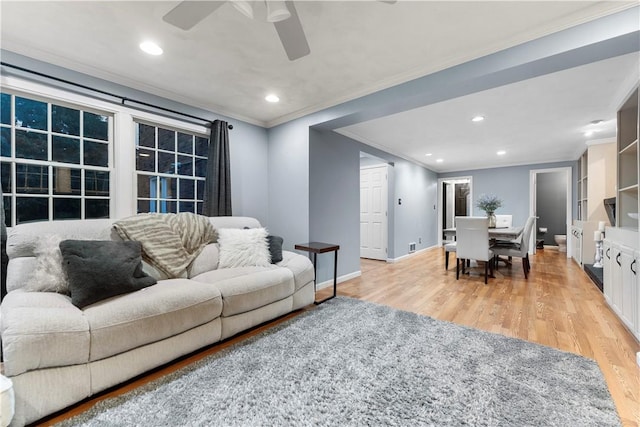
top-left (38, 247), bottom-right (639, 426)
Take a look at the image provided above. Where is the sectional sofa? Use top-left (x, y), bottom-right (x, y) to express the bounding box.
top-left (0, 216), bottom-right (315, 426)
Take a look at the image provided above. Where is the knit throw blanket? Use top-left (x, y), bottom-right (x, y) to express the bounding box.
top-left (113, 213), bottom-right (218, 278)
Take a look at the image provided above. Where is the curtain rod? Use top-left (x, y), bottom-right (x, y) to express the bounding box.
top-left (0, 62), bottom-right (233, 130)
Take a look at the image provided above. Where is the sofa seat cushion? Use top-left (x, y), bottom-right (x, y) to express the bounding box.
top-left (277, 251), bottom-right (314, 291)
top-left (84, 279), bottom-right (222, 361)
top-left (192, 267), bottom-right (294, 317)
top-left (0, 290), bottom-right (90, 376)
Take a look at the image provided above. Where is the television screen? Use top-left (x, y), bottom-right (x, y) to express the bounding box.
top-left (603, 197), bottom-right (615, 226)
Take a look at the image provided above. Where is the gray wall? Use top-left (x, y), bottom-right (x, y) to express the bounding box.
top-left (392, 160), bottom-right (438, 258)
top-left (309, 129), bottom-right (360, 283)
top-left (266, 116), bottom-right (313, 250)
top-left (438, 161), bottom-right (576, 228)
top-left (536, 171), bottom-right (568, 245)
top-left (309, 129), bottom-right (438, 283)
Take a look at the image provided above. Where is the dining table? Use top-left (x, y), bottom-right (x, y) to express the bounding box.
top-left (443, 226), bottom-right (524, 241)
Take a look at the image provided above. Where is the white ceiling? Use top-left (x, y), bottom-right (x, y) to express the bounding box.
top-left (1, 1), bottom-right (639, 172)
top-left (339, 52), bottom-right (640, 172)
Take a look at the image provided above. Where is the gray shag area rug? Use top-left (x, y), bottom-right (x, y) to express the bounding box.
top-left (58, 297), bottom-right (619, 426)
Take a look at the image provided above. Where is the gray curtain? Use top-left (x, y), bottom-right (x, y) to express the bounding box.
top-left (203, 119), bottom-right (232, 216)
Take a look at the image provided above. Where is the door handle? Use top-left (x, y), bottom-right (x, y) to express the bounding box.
top-left (616, 253), bottom-right (621, 267)
top-left (632, 259), bottom-right (637, 275)
top-left (606, 248), bottom-right (610, 259)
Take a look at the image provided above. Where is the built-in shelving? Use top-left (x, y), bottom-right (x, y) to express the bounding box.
top-left (577, 150), bottom-right (588, 220)
top-left (617, 86), bottom-right (639, 230)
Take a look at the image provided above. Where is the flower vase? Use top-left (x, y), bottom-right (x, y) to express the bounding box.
top-left (487, 212), bottom-right (496, 228)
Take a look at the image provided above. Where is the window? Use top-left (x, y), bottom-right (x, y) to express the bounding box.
top-left (135, 122), bottom-right (208, 214)
top-left (1, 92), bottom-right (111, 226)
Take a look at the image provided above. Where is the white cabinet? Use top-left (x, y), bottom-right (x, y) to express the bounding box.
top-left (602, 239), bottom-right (613, 303)
top-left (571, 226), bottom-right (582, 265)
top-left (603, 228), bottom-right (639, 341)
top-left (636, 250), bottom-right (640, 342)
top-left (571, 221), bottom-right (597, 266)
top-left (613, 244), bottom-right (636, 331)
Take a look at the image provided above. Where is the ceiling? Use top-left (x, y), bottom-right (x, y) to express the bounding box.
top-left (340, 52), bottom-right (640, 172)
top-left (1, 1), bottom-right (639, 172)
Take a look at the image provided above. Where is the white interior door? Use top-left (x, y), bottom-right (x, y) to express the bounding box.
top-left (360, 165), bottom-right (388, 260)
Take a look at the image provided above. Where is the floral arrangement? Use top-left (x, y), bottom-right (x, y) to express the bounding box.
top-left (476, 194), bottom-right (502, 213)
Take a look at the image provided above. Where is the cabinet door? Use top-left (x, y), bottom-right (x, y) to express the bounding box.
top-left (602, 240), bottom-right (613, 301)
top-left (610, 244), bottom-right (623, 317)
top-left (635, 251), bottom-right (640, 341)
top-left (571, 228), bottom-right (582, 265)
top-left (617, 246), bottom-right (636, 331)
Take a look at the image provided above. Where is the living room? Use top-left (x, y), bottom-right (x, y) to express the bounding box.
top-left (1, 1), bottom-right (639, 426)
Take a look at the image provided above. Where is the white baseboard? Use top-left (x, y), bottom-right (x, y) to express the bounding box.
top-left (387, 245), bottom-right (439, 263)
top-left (316, 270), bottom-right (362, 289)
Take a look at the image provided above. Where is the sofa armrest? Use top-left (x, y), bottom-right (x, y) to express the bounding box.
top-left (1, 290), bottom-right (90, 376)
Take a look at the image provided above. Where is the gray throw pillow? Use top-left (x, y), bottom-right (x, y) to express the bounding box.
top-left (267, 235), bottom-right (283, 264)
top-left (60, 240), bottom-right (157, 309)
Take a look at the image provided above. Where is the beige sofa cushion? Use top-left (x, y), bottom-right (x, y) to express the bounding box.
top-left (84, 279), bottom-right (223, 361)
top-left (187, 243), bottom-right (220, 278)
top-left (277, 251), bottom-right (314, 291)
top-left (192, 267), bottom-right (294, 316)
top-left (7, 219), bottom-right (116, 259)
top-left (0, 290), bottom-right (90, 376)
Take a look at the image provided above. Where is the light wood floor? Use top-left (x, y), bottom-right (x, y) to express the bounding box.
top-left (38, 247), bottom-right (639, 426)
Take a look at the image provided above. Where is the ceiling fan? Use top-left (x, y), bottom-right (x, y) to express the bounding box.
top-left (162, 1), bottom-right (310, 61)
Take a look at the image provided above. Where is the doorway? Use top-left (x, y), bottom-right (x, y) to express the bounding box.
top-left (360, 161), bottom-right (389, 261)
top-left (529, 167), bottom-right (572, 257)
top-left (437, 177), bottom-right (472, 245)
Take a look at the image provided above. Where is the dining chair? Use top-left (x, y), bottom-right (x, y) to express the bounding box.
top-left (455, 216), bottom-right (494, 284)
top-left (444, 241), bottom-right (456, 270)
top-left (492, 216), bottom-right (536, 279)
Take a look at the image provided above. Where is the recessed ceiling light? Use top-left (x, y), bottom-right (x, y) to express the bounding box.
top-left (425, 153), bottom-right (433, 157)
top-left (497, 150), bottom-right (506, 155)
top-left (471, 115), bottom-right (485, 122)
top-left (139, 41), bottom-right (163, 56)
top-left (265, 94), bottom-right (280, 103)
top-left (436, 159), bottom-right (444, 163)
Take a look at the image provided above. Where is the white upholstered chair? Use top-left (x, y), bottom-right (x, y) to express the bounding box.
top-left (444, 241), bottom-right (456, 270)
top-left (455, 217), bottom-right (494, 284)
top-left (492, 216), bottom-right (536, 279)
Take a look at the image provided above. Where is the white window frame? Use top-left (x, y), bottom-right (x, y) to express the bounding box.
top-left (133, 120), bottom-right (209, 215)
top-left (0, 75), bottom-right (209, 223)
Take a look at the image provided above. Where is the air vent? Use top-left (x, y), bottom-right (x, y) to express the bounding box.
top-left (409, 242), bottom-right (416, 253)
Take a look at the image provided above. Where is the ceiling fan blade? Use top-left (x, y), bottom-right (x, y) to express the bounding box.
top-left (273, 1), bottom-right (310, 61)
top-left (162, 1), bottom-right (225, 30)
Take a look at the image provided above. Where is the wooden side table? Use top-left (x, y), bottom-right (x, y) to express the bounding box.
top-left (294, 242), bottom-right (339, 305)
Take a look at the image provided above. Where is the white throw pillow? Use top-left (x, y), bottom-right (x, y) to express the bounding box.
top-left (24, 234), bottom-right (69, 294)
top-left (217, 228), bottom-right (271, 268)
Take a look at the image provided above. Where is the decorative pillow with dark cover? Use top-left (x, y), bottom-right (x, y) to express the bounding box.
top-left (267, 235), bottom-right (284, 264)
top-left (60, 240), bottom-right (157, 309)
